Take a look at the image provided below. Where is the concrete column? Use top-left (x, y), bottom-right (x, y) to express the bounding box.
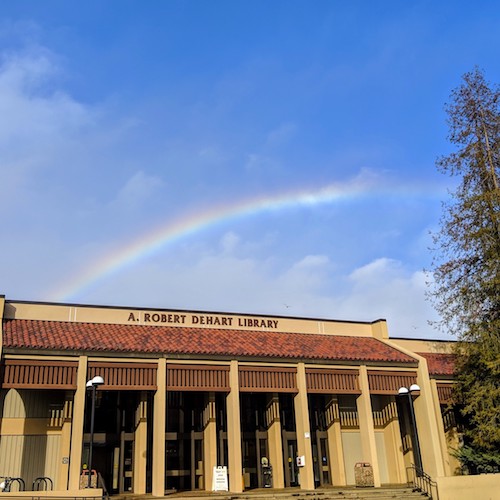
top-left (226, 360), bottom-right (243, 492)
top-left (152, 358), bottom-right (166, 496)
top-left (134, 391), bottom-right (148, 494)
top-left (57, 394), bottom-right (74, 490)
top-left (293, 363), bottom-right (314, 490)
top-left (266, 393), bottom-right (284, 488)
top-left (203, 392), bottom-right (217, 491)
top-left (429, 379), bottom-right (451, 476)
top-left (325, 396), bottom-right (346, 486)
top-left (357, 365), bottom-right (381, 487)
top-left (384, 398), bottom-right (406, 483)
top-left (68, 356), bottom-right (88, 491)
top-left (414, 360), bottom-right (446, 478)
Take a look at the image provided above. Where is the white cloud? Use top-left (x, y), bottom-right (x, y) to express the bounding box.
top-left (244, 153), bottom-right (278, 172)
top-left (348, 257), bottom-right (401, 284)
top-left (340, 257), bottom-right (442, 338)
top-left (266, 121), bottom-right (298, 146)
top-left (220, 232), bottom-right (240, 254)
top-left (0, 49), bottom-right (91, 151)
top-left (0, 47), bottom-right (95, 211)
top-left (293, 255), bottom-right (330, 269)
top-left (111, 170), bottom-right (165, 209)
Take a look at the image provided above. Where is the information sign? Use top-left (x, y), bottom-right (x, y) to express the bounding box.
top-left (212, 466), bottom-right (228, 491)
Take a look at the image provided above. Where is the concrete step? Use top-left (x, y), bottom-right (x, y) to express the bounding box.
top-left (155, 486), bottom-right (429, 500)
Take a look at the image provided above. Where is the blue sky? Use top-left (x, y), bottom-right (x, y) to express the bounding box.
top-left (1, 1), bottom-right (499, 339)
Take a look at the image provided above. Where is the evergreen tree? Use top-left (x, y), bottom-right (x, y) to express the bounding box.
top-left (430, 68), bottom-right (500, 472)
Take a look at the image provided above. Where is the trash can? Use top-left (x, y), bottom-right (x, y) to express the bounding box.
top-left (79, 469), bottom-right (97, 489)
top-left (354, 462), bottom-right (374, 487)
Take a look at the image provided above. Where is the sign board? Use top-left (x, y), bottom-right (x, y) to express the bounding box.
top-left (212, 466), bottom-right (228, 492)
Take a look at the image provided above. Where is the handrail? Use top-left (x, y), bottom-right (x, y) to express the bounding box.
top-left (406, 464), bottom-right (439, 500)
top-left (96, 472), bottom-right (109, 500)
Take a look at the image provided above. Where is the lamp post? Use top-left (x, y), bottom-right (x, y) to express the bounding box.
top-left (398, 384), bottom-right (423, 476)
top-left (86, 375), bottom-right (104, 488)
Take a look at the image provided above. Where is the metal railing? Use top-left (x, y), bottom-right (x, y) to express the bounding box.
top-left (96, 472), bottom-right (109, 500)
top-left (32, 477), bottom-right (53, 491)
top-left (0, 473), bottom-right (106, 500)
top-left (0, 477), bottom-right (25, 492)
top-left (406, 464), bottom-right (439, 500)
top-left (0, 476), bottom-right (53, 493)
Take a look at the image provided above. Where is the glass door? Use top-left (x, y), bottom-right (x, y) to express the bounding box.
top-left (282, 432), bottom-right (299, 487)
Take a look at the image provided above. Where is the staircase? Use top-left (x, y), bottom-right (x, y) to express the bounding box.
top-left (160, 485), bottom-right (429, 500)
top-left (311, 486), bottom-right (428, 499)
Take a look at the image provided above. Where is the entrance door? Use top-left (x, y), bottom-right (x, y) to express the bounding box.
top-left (242, 433), bottom-right (257, 489)
top-left (119, 432), bottom-right (134, 493)
top-left (166, 431), bottom-right (204, 491)
top-left (256, 431), bottom-right (269, 488)
top-left (190, 432), bottom-right (204, 490)
top-left (282, 432), bottom-right (299, 487)
top-left (166, 432), bottom-right (190, 491)
top-left (312, 432), bottom-right (331, 486)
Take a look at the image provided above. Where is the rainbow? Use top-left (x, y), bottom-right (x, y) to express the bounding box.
top-left (49, 175), bottom-right (439, 302)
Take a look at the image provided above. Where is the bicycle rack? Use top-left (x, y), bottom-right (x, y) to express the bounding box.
top-left (0, 477), bottom-right (26, 492)
top-left (32, 477), bottom-right (53, 491)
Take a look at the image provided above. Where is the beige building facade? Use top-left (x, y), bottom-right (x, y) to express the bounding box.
top-left (0, 295), bottom-right (458, 495)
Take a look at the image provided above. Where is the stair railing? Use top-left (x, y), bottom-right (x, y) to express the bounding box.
top-left (96, 471), bottom-right (110, 500)
top-left (406, 464), bottom-right (439, 500)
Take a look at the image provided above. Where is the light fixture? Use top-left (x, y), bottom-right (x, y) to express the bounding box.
top-left (86, 375), bottom-right (104, 487)
top-left (398, 384), bottom-right (423, 476)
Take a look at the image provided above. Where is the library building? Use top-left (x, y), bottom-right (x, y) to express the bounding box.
top-left (0, 295), bottom-right (459, 496)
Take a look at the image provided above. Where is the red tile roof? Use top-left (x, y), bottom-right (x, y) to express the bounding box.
top-left (418, 352), bottom-right (456, 376)
top-left (3, 319), bottom-right (416, 364)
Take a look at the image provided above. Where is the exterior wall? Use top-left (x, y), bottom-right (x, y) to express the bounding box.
top-left (0, 389), bottom-right (65, 488)
top-left (340, 431), bottom-right (362, 485)
top-left (3, 300), bottom-right (381, 338)
top-left (391, 338), bottom-right (454, 354)
top-left (374, 432), bottom-right (389, 484)
top-left (435, 474), bottom-right (500, 500)
top-left (0, 297), bottom-right (458, 496)
top-left (372, 396), bottom-right (405, 484)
